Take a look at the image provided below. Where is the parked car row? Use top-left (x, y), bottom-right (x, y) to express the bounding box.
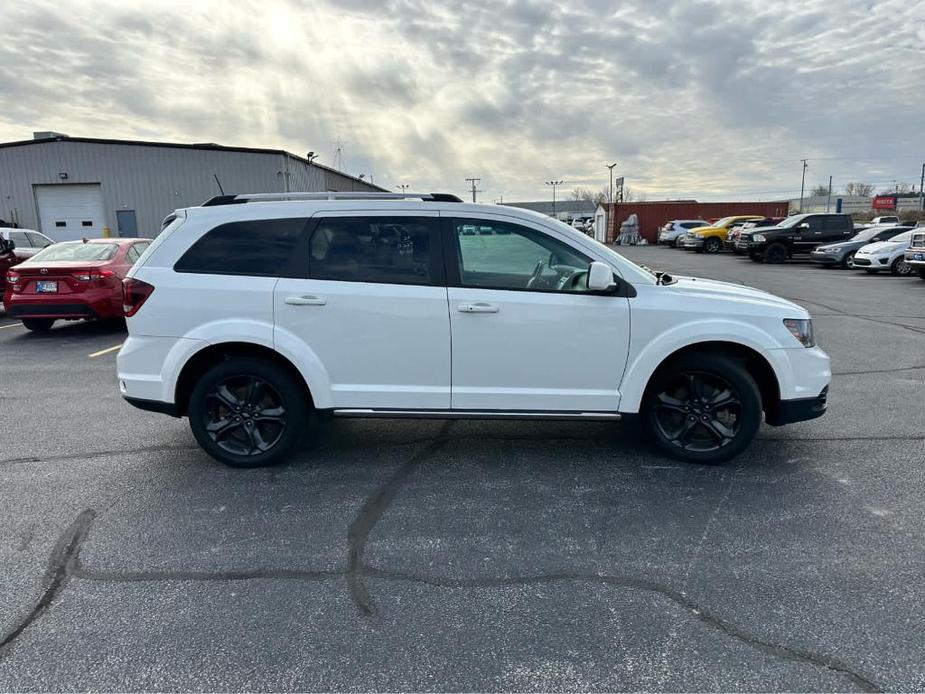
top-left (659, 212), bottom-right (925, 280)
top-left (2, 236), bottom-right (151, 331)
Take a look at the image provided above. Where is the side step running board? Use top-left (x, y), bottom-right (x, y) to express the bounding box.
top-left (331, 409), bottom-right (621, 421)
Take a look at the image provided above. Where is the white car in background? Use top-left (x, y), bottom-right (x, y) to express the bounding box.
top-left (851, 229), bottom-right (917, 276)
top-left (657, 220), bottom-right (709, 247)
top-left (0, 228), bottom-right (54, 258)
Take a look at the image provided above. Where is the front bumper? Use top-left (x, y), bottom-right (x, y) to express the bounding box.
top-left (766, 386), bottom-right (828, 426)
top-left (810, 250), bottom-right (842, 265)
top-left (852, 254), bottom-right (890, 269)
top-left (680, 237), bottom-right (704, 249)
top-left (904, 250), bottom-right (925, 267)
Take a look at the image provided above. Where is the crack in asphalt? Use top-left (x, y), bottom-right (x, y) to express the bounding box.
top-left (833, 364), bottom-right (925, 376)
top-left (0, 443), bottom-right (198, 467)
top-left (787, 296), bottom-right (925, 336)
top-left (366, 567), bottom-right (882, 693)
top-left (0, 509), bottom-right (95, 656)
top-left (4, 505), bottom-right (885, 691)
top-left (346, 420), bottom-right (454, 615)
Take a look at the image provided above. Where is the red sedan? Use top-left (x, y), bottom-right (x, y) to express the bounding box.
top-left (3, 238), bottom-right (151, 332)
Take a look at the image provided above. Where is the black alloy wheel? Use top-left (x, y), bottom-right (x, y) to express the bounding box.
top-left (205, 376), bottom-right (286, 457)
top-left (644, 354), bottom-right (762, 464)
top-left (763, 243), bottom-right (787, 264)
top-left (189, 358), bottom-right (308, 467)
top-left (704, 237), bottom-right (722, 254)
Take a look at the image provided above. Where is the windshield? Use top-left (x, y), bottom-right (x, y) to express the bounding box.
top-left (853, 226), bottom-right (902, 242)
top-left (30, 242), bottom-right (118, 262)
top-left (712, 217), bottom-right (738, 227)
top-left (777, 214), bottom-right (810, 229)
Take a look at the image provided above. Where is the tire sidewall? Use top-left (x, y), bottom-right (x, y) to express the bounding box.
top-left (188, 358), bottom-right (308, 468)
top-left (643, 354), bottom-right (763, 465)
top-left (764, 244), bottom-right (787, 264)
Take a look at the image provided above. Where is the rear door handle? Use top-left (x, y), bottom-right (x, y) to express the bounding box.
top-left (285, 295), bottom-right (326, 306)
top-left (457, 302), bottom-right (499, 313)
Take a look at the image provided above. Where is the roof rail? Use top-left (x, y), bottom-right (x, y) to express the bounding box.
top-left (201, 192), bottom-right (463, 206)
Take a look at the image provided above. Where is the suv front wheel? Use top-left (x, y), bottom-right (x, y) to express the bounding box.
top-left (188, 358), bottom-right (308, 468)
top-left (643, 354), bottom-right (762, 464)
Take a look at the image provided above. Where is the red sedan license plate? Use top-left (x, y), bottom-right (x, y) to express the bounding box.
top-left (36, 280), bottom-right (58, 293)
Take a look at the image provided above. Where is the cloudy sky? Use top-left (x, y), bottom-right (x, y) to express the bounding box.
top-left (1, 0), bottom-right (922, 202)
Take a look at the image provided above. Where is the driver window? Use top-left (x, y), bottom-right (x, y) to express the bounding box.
top-left (454, 219), bottom-right (591, 292)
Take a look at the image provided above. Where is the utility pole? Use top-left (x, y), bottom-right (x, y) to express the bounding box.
top-left (465, 177), bottom-right (481, 203)
top-left (545, 180), bottom-right (563, 218)
top-left (799, 159), bottom-right (808, 213)
top-left (607, 162), bottom-right (618, 204)
top-left (919, 163), bottom-right (924, 212)
top-left (826, 175), bottom-right (832, 212)
top-left (397, 184), bottom-right (409, 194)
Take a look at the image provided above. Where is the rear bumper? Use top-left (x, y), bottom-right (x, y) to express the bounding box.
top-left (766, 387), bottom-right (828, 426)
top-left (5, 302), bottom-right (102, 319)
top-left (3, 290), bottom-right (120, 319)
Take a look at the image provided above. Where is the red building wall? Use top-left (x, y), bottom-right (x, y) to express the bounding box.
top-left (606, 200), bottom-right (791, 243)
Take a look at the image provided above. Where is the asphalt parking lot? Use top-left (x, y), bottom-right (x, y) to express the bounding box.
top-left (1, 247), bottom-right (923, 692)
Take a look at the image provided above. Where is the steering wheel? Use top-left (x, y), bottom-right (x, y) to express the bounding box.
top-left (557, 269), bottom-right (588, 291)
top-left (525, 259), bottom-right (545, 289)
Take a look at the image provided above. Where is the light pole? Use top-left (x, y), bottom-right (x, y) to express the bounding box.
top-left (397, 184), bottom-right (409, 194)
top-left (606, 163), bottom-right (618, 243)
top-left (545, 180), bottom-right (563, 219)
top-left (799, 159), bottom-right (808, 213)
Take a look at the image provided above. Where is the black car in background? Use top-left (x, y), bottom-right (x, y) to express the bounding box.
top-left (738, 213), bottom-right (854, 263)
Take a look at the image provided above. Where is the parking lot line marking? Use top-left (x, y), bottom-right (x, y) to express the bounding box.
top-left (88, 344), bottom-right (123, 358)
top-left (0, 322), bottom-right (23, 330)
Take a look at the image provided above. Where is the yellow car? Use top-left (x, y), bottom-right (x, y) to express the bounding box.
top-left (679, 215), bottom-right (766, 253)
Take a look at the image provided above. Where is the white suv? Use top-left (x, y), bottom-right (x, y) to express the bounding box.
top-left (117, 192), bottom-right (831, 467)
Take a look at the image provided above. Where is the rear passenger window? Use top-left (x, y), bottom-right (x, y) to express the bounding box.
top-left (175, 219), bottom-right (305, 276)
top-left (309, 217), bottom-right (437, 285)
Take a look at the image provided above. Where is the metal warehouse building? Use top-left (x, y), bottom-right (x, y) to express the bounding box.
top-left (0, 133), bottom-right (385, 240)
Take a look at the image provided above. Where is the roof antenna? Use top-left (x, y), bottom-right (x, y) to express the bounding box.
top-left (213, 174), bottom-right (225, 195)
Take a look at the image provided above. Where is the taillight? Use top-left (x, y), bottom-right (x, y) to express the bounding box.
top-left (122, 278), bottom-right (154, 317)
top-left (6, 270), bottom-right (20, 285)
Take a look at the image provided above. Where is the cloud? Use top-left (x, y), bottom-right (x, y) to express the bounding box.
top-left (0, 0), bottom-right (921, 201)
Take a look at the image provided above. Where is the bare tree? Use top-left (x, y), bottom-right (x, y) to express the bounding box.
top-left (845, 182), bottom-right (875, 197)
top-left (810, 183), bottom-right (830, 197)
top-left (570, 186), bottom-right (610, 205)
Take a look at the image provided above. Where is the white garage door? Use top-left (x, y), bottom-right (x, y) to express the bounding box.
top-left (35, 184), bottom-right (106, 242)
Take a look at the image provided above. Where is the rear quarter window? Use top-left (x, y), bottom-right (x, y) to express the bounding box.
top-left (174, 219), bottom-right (306, 276)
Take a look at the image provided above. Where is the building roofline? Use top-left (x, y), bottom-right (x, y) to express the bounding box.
top-left (0, 135), bottom-right (387, 191)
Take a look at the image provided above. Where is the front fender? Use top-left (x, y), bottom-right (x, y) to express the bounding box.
top-left (618, 319), bottom-right (786, 413)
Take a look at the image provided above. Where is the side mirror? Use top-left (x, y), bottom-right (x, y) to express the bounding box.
top-left (797, 223), bottom-right (809, 230)
top-left (587, 261), bottom-right (616, 291)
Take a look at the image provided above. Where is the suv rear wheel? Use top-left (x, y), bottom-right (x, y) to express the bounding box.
top-left (643, 353), bottom-right (762, 465)
top-left (188, 357), bottom-right (308, 468)
top-left (763, 243), bottom-right (788, 264)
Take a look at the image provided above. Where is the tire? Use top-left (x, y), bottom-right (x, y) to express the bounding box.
top-left (188, 357), bottom-right (309, 468)
top-left (704, 237), bottom-right (722, 254)
top-left (642, 353), bottom-right (762, 465)
top-left (841, 251), bottom-right (856, 269)
top-left (918, 268), bottom-right (925, 280)
top-left (21, 318), bottom-right (55, 332)
top-left (891, 257), bottom-right (912, 276)
top-left (762, 243), bottom-right (788, 264)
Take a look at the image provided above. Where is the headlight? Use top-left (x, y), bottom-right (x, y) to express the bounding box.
top-left (752, 234), bottom-right (766, 242)
top-left (783, 318), bottom-right (815, 348)
top-left (827, 246), bottom-right (841, 253)
top-left (695, 232), bottom-right (705, 238)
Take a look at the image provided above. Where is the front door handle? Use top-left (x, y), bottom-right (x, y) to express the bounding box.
top-left (457, 302), bottom-right (499, 313)
top-left (285, 295), bottom-right (326, 306)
